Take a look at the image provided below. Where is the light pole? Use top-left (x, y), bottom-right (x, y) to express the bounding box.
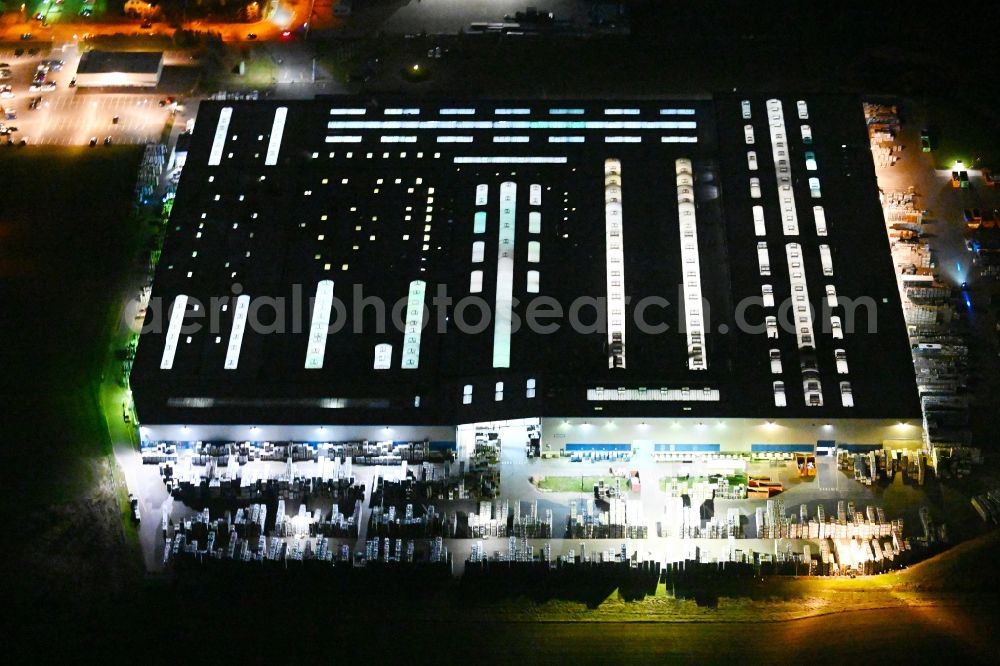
top-left (304, 0), bottom-right (317, 40)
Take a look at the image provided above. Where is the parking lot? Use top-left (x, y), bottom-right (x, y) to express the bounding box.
top-left (0, 43), bottom-right (174, 146)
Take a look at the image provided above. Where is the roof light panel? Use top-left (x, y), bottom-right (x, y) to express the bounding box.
top-left (605, 159), bottom-right (627, 369)
top-left (374, 343), bottom-right (392, 370)
top-left (304, 281), bottom-right (335, 369)
top-left (223, 294), bottom-right (250, 369)
top-left (208, 107), bottom-right (232, 166)
top-left (676, 158), bottom-right (707, 370)
top-left (160, 295), bottom-right (188, 369)
top-left (401, 280), bottom-right (426, 369)
top-left (493, 182), bottom-right (517, 368)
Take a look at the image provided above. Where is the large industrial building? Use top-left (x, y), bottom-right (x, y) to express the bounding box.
top-left (131, 96), bottom-right (922, 455)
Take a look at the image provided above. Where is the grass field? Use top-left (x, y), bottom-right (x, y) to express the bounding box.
top-left (660, 473), bottom-right (748, 492)
top-left (534, 475), bottom-right (622, 493)
top-left (0, 145), bottom-right (143, 506)
top-left (925, 96), bottom-right (1000, 171)
top-left (12, 528), bottom-right (1000, 660)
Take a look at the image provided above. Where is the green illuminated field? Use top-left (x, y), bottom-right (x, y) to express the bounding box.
top-left (660, 473), bottom-right (748, 492)
top-left (534, 476), bottom-right (624, 493)
top-left (0, 145), bottom-right (143, 506)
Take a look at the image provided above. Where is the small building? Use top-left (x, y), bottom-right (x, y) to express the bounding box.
top-left (75, 50), bottom-right (164, 88)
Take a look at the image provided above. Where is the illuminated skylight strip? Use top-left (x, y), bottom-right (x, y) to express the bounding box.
top-left (474, 211), bottom-right (487, 233)
top-left (786, 243), bottom-right (822, 407)
top-left (676, 158), bottom-right (707, 370)
top-left (440, 108), bottom-right (475, 115)
top-left (327, 120), bottom-right (696, 130)
top-left (605, 108), bottom-right (641, 115)
top-left (472, 241), bottom-right (485, 263)
top-left (325, 136), bottom-right (362, 143)
top-left (401, 280), bottom-right (426, 369)
top-left (305, 280), bottom-right (334, 369)
top-left (765, 99), bottom-right (800, 235)
top-left (527, 241), bottom-right (540, 263)
top-left (528, 211), bottom-right (541, 233)
top-left (819, 244), bottom-right (834, 276)
top-left (329, 108), bottom-right (366, 115)
top-left (208, 106), bottom-right (232, 166)
top-left (660, 136), bottom-right (698, 143)
top-left (380, 135), bottom-right (417, 143)
top-left (437, 136), bottom-right (473, 143)
top-left (264, 106), bottom-right (287, 166)
top-left (605, 136), bottom-right (642, 143)
top-left (757, 242), bottom-right (771, 276)
top-left (527, 270), bottom-right (539, 293)
top-left (660, 108), bottom-right (697, 115)
top-left (384, 108), bottom-right (420, 115)
top-left (223, 294), bottom-right (250, 369)
top-left (813, 206), bottom-right (828, 236)
top-left (476, 184), bottom-right (489, 206)
top-left (549, 108), bottom-right (584, 115)
top-left (548, 136), bottom-right (585, 143)
top-left (587, 387), bottom-right (720, 401)
top-left (605, 159), bottom-right (626, 369)
top-left (785, 243), bottom-right (817, 352)
top-left (529, 184), bottom-right (541, 206)
top-left (495, 108), bottom-right (530, 115)
top-left (493, 182), bottom-right (517, 368)
top-left (160, 295), bottom-right (188, 369)
top-left (493, 136), bottom-right (530, 143)
top-left (454, 157), bottom-right (567, 164)
top-left (752, 205), bottom-right (767, 236)
top-left (374, 343), bottom-right (392, 370)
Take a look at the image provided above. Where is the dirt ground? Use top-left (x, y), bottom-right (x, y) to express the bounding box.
top-left (14, 458), bottom-right (140, 609)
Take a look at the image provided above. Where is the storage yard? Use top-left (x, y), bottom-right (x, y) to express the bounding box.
top-left (867, 101), bottom-right (995, 477)
top-left (135, 423), bottom-right (949, 579)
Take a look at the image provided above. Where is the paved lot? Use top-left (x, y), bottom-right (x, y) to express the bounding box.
top-left (1, 43), bottom-right (174, 145)
top-left (874, 104), bottom-right (1000, 444)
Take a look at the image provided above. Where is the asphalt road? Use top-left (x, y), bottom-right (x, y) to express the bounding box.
top-left (426, 603), bottom-right (999, 663)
